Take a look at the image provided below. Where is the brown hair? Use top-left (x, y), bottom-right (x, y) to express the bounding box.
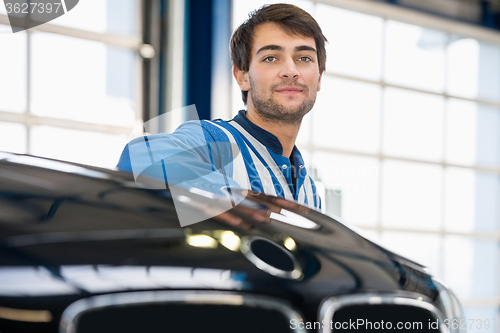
top-left (230, 3), bottom-right (328, 104)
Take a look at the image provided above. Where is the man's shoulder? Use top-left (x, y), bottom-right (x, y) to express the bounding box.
top-left (173, 119), bottom-right (222, 137)
top-left (183, 118), bottom-right (242, 142)
top-left (177, 118), bottom-right (226, 130)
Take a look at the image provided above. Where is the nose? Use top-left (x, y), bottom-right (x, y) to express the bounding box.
top-left (279, 58), bottom-right (300, 79)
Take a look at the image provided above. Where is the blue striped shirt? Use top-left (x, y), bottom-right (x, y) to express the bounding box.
top-left (117, 110), bottom-right (321, 210)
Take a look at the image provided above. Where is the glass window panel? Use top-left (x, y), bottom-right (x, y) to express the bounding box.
top-left (470, 239), bottom-right (499, 298)
top-left (315, 5), bottom-right (382, 80)
top-left (383, 87), bottom-right (444, 161)
top-left (382, 160), bottom-right (442, 230)
top-left (51, 0), bottom-right (106, 32)
top-left (476, 41), bottom-right (500, 103)
top-left (31, 32), bottom-right (135, 127)
top-left (448, 38), bottom-right (500, 103)
top-left (50, 0), bottom-right (137, 35)
top-left (106, 0), bottom-right (137, 35)
top-left (312, 152), bottom-right (379, 227)
top-left (444, 236), bottom-right (499, 299)
top-left (446, 101), bottom-right (500, 168)
top-left (476, 105), bottom-right (500, 168)
top-left (447, 38), bottom-right (479, 99)
top-left (462, 306), bottom-right (500, 333)
top-left (446, 99), bottom-right (477, 166)
top-left (30, 126), bottom-right (128, 169)
top-left (380, 231), bottom-right (441, 276)
top-left (385, 21), bottom-right (446, 92)
top-left (442, 236), bottom-right (474, 298)
top-left (0, 122), bottom-right (27, 154)
top-left (295, 111), bottom-right (311, 145)
top-left (312, 77), bottom-right (381, 153)
top-left (0, 25), bottom-right (26, 113)
top-left (474, 171), bottom-right (500, 232)
top-left (444, 167), bottom-right (475, 233)
top-left (106, 46), bottom-right (135, 100)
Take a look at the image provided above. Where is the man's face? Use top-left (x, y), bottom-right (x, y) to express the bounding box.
top-left (236, 22), bottom-right (322, 125)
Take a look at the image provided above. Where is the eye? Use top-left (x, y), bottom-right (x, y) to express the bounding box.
top-left (299, 56), bottom-right (312, 62)
top-left (263, 56), bottom-right (277, 62)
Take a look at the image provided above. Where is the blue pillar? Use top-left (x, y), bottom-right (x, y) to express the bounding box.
top-left (184, 0), bottom-right (232, 121)
top-left (185, 0), bottom-right (214, 120)
top-left (481, 0), bottom-right (497, 29)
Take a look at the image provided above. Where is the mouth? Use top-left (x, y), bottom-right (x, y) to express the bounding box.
top-left (275, 86), bottom-right (304, 95)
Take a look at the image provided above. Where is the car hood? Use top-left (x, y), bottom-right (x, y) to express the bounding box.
top-left (0, 152), bottom-right (440, 316)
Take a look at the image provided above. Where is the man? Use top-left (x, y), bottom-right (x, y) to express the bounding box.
top-left (117, 3), bottom-right (327, 210)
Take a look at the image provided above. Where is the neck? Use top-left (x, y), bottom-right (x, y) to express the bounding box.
top-left (245, 108), bottom-right (301, 158)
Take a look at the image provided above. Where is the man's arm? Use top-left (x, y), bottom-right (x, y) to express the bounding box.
top-left (117, 121), bottom-right (242, 196)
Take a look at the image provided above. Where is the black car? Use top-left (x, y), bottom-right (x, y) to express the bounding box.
top-left (0, 152), bottom-right (463, 333)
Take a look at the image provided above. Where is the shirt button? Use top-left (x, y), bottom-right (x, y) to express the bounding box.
top-left (282, 165), bottom-right (288, 170)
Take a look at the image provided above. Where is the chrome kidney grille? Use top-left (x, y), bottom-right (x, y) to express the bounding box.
top-left (319, 294), bottom-right (450, 333)
top-left (60, 291), bottom-right (307, 333)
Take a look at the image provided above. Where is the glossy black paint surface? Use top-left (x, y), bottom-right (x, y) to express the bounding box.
top-left (0, 153), bottom-right (443, 332)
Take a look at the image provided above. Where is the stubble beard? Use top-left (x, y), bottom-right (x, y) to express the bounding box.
top-left (249, 78), bottom-right (317, 126)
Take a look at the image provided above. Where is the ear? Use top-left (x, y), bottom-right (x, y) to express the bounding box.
top-left (317, 72), bottom-right (323, 92)
top-left (233, 66), bottom-right (250, 91)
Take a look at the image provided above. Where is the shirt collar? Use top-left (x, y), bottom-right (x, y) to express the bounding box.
top-left (232, 110), bottom-right (283, 156)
